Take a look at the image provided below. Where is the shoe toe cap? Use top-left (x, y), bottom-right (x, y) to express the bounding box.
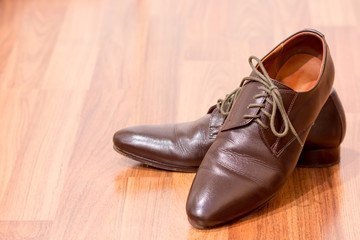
top-left (113, 128), bottom-right (137, 152)
top-left (186, 168), bottom-right (233, 229)
top-left (186, 202), bottom-right (224, 229)
top-left (186, 158), bottom-right (269, 229)
top-left (113, 125), bottom-right (175, 162)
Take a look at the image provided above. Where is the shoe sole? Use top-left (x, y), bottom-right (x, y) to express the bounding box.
top-left (113, 145), bottom-right (198, 173)
top-left (114, 144), bottom-right (340, 174)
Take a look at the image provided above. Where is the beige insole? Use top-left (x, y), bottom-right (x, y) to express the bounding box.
top-left (275, 53), bottom-right (321, 92)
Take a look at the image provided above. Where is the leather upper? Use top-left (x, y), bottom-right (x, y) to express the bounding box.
top-left (113, 89), bottom-right (345, 169)
top-left (186, 29), bottom-right (336, 228)
top-left (303, 89), bottom-right (346, 149)
top-left (113, 108), bottom-right (224, 168)
top-left (113, 30), bottom-right (345, 174)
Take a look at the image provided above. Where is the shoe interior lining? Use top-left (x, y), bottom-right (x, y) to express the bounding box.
top-left (275, 53), bottom-right (321, 92)
top-left (261, 32), bottom-right (325, 92)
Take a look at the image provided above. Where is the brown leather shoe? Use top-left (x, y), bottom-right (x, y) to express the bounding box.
top-left (186, 29), bottom-right (337, 228)
top-left (113, 91), bottom-right (345, 172)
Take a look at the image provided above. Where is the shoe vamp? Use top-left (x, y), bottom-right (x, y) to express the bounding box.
top-left (195, 122), bottom-right (291, 220)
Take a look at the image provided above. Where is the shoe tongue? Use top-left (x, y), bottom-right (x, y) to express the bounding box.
top-left (221, 80), bottom-right (264, 131)
top-left (221, 71), bottom-right (293, 132)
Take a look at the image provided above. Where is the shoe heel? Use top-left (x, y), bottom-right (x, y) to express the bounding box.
top-left (297, 146), bottom-right (340, 167)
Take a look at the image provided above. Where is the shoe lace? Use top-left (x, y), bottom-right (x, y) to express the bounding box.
top-left (217, 56), bottom-right (303, 146)
top-left (216, 87), bottom-right (242, 116)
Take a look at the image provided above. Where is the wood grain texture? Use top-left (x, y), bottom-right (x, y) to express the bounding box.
top-left (0, 0), bottom-right (359, 239)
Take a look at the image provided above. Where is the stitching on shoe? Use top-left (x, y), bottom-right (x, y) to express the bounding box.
top-left (275, 123), bottom-right (312, 157)
top-left (272, 92), bottom-right (298, 153)
top-left (173, 124), bottom-right (187, 156)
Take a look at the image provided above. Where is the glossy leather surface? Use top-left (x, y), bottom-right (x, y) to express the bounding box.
top-left (113, 89), bottom-right (345, 172)
top-left (186, 29), bottom-right (336, 228)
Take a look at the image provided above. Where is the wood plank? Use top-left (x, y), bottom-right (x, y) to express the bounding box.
top-left (0, 0), bottom-right (359, 239)
top-left (0, 221), bottom-right (52, 240)
top-left (0, 90), bottom-right (85, 220)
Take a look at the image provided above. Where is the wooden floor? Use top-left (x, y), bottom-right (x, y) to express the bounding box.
top-left (0, 0), bottom-right (359, 239)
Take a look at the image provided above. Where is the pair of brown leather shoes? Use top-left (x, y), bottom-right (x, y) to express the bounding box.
top-left (113, 29), bottom-right (346, 229)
